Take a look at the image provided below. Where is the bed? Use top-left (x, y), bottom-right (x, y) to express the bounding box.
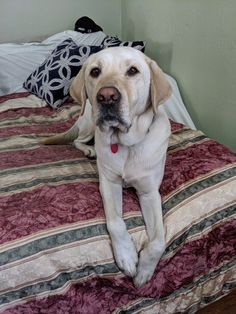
top-left (0, 29), bottom-right (235, 314)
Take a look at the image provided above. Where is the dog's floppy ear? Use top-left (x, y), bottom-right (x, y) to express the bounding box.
top-left (70, 66), bottom-right (87, 115)
top-left (146, 57), bottom-right (172, 113)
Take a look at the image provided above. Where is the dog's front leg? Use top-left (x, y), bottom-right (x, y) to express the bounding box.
top-left (99, 174), bottom-right (138, 277)
top-left (134, 190), bottom-right (165, 288)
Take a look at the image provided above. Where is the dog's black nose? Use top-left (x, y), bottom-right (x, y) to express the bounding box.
top-left (97, 87), bottom-right (121, 105)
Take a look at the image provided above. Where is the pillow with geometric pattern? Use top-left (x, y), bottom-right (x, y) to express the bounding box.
top-left (23, 39), bottom-right (102, 109)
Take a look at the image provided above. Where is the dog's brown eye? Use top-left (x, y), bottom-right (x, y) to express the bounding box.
top-left (90, 67), bottom-right (101, 78)
top-left (127, 66), bottom-right (139, 76)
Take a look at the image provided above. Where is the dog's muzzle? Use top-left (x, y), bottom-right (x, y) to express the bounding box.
top-left (96, 86), bottom-right (129, 132)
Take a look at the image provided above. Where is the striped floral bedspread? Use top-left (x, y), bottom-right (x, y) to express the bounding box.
top-left (0, 93), bottom-right (235, 313)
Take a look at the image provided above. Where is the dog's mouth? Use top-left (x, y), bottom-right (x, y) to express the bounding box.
top-left (96, 113), bottom-right (130, 133)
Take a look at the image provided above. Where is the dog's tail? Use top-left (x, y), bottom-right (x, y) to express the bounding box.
top-left (41, 124), bottom-right (79, 145)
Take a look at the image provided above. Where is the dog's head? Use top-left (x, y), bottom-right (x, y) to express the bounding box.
top-left (70, 47), bottom-right (171, 133)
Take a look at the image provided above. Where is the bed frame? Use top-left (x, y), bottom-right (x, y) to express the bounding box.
top-left (197, 290), bottom-right (236, 314)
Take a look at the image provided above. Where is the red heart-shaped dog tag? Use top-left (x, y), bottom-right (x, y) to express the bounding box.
top-left (111, 144), bottom-right (118, 154)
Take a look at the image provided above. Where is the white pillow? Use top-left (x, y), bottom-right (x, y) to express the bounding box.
top-left (162, 74), bottom-right (196, 129)
top-left (0, 44), bottom-right (53, 95)
top-left (42, 30), bottom-right (106, 47)
top-left (0, 31), bottom-right (106, 96)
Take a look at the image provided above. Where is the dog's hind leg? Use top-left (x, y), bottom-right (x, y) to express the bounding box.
top-left (73, 140), bottom-right (96, 157)
top-left (42, 101), bottom-right (96, 157)
top-left (42, 123), bottom-right (79, 145)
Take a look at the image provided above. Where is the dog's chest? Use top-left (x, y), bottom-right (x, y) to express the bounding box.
top-left (96, 141), bottom-right (150, 183)
top-left (96, 142), bottom-right (129, 173)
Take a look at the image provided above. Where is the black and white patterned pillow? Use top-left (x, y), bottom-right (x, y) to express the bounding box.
top-left (23, 39), bottom-right (102, 109)
top-left (102, 36), bottom-right (146, 52)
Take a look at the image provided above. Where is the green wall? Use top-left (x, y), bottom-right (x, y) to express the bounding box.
top-left (121, 0), bottom-right (236, 151)
top-left (0, 0), bottom-right (122, 42)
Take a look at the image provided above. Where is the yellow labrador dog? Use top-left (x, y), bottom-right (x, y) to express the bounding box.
top-left (44, 47), bottom-right (172, 287)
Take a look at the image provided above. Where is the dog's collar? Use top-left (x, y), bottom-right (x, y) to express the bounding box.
top-left (111, 143), bottom-right (118, 153)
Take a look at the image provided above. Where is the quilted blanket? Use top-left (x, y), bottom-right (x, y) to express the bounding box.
top-left (0, 93), bottom-right (235, 313)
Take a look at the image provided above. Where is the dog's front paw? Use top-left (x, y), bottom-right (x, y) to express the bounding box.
top-left (112, 236), bottom-right (138, 277)
top-left (133, 244), bottom-right (164, 288)
top-left (133, 262), bottom-right (154, 288)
